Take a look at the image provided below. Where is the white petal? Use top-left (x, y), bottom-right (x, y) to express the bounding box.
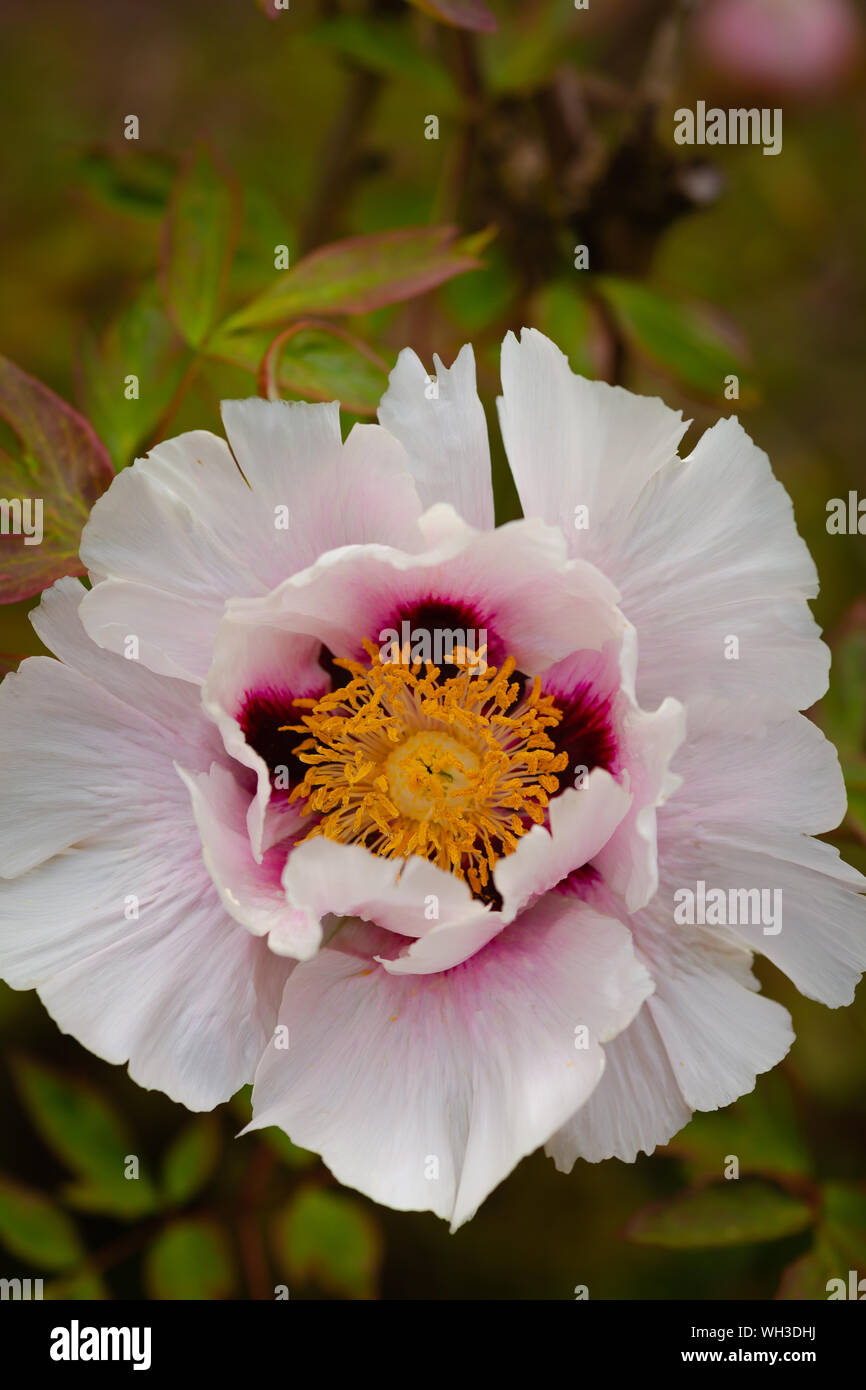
top-left (659, 698), bottom-right (866, 1005)
top-left (379, 344), bottom-right (494, 529)
top-left (494, 773), bottom-right (632, 918)
top-left (281, 838), bottom-right (500, 972)
top-left (546, 1005), bottom-right (691, 1166)
top-left (498, 327), bottom-right (687, 546)
top-left (597, 417), bottom-right (827, 710)
top-left (498, 329), bottom-right (826, 712)
top-left (549, 883), bottom-right (794, 1167)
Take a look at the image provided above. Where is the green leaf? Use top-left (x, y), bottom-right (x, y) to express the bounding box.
top-left (261, 1128), bottom-right (318, 1171)
top-left (814, 612), bottom-right (866, 839)
top-left (0, 357), bottom-right (113, 602)
top-left (820, 616), bottom-right (866, 759)
top-left (664, 1070), bottom-right (812, 1182)
top-left (78, 281), bottom-right (189, 468)
top-left (594, 276), bottom-right (757, 404)
top-left (145, 1218), bottom-right (235, 1300)
top-left (11, 1056), bottom-right (157, 1217)
top-left (529, 280), bottom-right (608, 379)
top-left (311, 17), bottom-right (458, 108)
top-left (273, 1188), bottom-right (382, 1299)
top-left (160, 143), bottom-right (240, 349)
top-left (485, 0), bottom-right (580, 94)
top-left (219, 225), bottom-right (482, 334)
top-left (77, 147), bottom-right (173, 219)
top-left (626, 1179), bottom-right (814, 1249)
top-left (821, 1183), bottom-right (866, 1266)
top-left (778, 1183), bottom-right (866, 1299)
top-left (0, 1174), bottom-right (83, 1270)
top-left (224, 322), bottom-right (389, 415)
top-left (161, 1116), bottom-right (222, 1206)
top-left (405, 0), bottom-right (497, 33)
top-left (229, 1087), bottom-right (317, 1169)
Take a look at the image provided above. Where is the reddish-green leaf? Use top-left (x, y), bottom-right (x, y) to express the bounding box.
top-left (220, 225), bottom-right (482, 333)
top-left (0, 357), bottom-right (113, 603)
top-left (160, 143), bottom-right (240, 349)
top-left (405, 0), bottom-right (497, 34)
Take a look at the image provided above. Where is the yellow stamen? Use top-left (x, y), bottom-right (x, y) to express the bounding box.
top-left (282, 641), bottom-right (568, 893)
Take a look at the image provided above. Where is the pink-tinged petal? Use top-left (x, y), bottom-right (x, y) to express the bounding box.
top-left (281, 837), bottom-right (499, 972)
top-left (80, 410), bottom-right (424, 681)
top-left (378, 343), bottom-right (494, 530)
top-left (245, 896), bottom-right (653, 1228)
top-left (224, 507), bottom-right (624, 675)
top-left (203, 620), bottom-right (327, 861)
top-left (494, 773), bottom-right (632, 919)
top-left (0, 582), bottom-right (290, 1108)
top-left (178, 763), bottom-right (319, 961)
top-left (593, 694), bottom-right (686, 911)
top-left (541, 629), bottom-right (685, 912)
top-left (498, 327), bottom-right (688, 550)
top-left (377, 911), bottom-right (504, 976)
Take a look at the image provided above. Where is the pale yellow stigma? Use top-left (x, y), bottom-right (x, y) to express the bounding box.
top-left (385, 731), bottom-right (481, 822)
top-left (283, 641), bottom-right (568, 897)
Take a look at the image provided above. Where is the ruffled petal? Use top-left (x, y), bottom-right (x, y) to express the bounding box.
top-left (245, 896), bottom-right (653, 1228)
top-left (498, 328), bottom-right (827, 712)
top-left (79, 411), bottom-right (424, 681)
top-left (0, 581), bottom-right (290, 1108)
top-left (224, 505), bottom-right (625, 676)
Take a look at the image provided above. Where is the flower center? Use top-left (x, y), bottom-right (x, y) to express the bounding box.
top-left (283, 641), bottom-right (568, 897)
top-left (384, 730), bottom-right (481, 822)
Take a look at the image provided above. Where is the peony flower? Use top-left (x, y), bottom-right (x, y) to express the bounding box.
top-left (1, 329), bottom-right (863, 1230)
top-left (694, 0), bottom-right (863, 98)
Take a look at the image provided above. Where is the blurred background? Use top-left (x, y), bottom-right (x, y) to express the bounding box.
top-left (0, 0), bottom-right (865, 1299)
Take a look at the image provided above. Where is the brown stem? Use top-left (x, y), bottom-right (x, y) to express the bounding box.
top-left (300, 65), bottom-right (383, 252)
top-left (236, 1144), bottom-right (277, 1301)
